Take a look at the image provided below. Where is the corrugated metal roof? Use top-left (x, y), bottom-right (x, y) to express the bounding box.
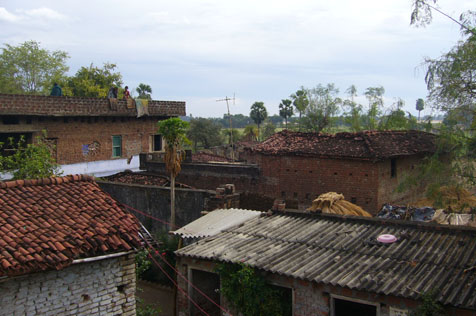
top-left (173, 208), bottom-right (262, 238)
top-left (176, 211), bottom-right (476, 310)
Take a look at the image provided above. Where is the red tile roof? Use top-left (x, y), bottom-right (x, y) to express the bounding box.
top-left (0, 93), bottom-right (185, 117)
top-left (0, 175), bottom-right (141, 277)
top-left (104, 172), bottom-right (192, 188)
top-left (246, 130), bottom-right (437, 161)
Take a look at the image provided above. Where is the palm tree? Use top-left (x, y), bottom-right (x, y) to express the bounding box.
top-left (136, 83), bottom-right (152, 99)
top-left (157, 118), bottom-right (190, 229)
top-left (250, 102), bottom-right (268, 140)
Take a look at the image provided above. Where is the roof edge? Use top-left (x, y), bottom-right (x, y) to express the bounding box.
top-left (0, 174), bottom-right (95, 189)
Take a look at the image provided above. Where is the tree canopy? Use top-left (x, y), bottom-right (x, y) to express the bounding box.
top-left (302, 83), bottom-right (342, 133)
top-left (279, 99), bottom-right (293, 129)
top-left (136, 83), bottom-right (152, 100)
top-left (0, 40), bottom-right (69, 95)
top-left (250, 101), bottom-right (268, 138)
top-left (64, 63), bottom-right (123, 98)
top-left (0, 133), bottom-right (61, 180)
top-left (186, 118), bottom-right (223, 151)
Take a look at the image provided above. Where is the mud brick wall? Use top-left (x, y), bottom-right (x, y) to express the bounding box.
top-left (0, 254), bottom-right (136, 316)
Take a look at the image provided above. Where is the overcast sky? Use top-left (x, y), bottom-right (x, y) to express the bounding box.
top-left (0, 0), bottom-right (472, 118)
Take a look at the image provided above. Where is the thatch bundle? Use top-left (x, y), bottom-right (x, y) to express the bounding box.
top-left (413, 186), bottom-right (476, 213)
top-left (307, 192), bottom-right (372, 217)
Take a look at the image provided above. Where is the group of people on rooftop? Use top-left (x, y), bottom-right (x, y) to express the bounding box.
top-left (49, 83), bottom-right (130, 99)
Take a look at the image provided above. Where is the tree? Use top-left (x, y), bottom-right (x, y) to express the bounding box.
top-left (343, 85), bottom-right (363, 132)
top-left (242, 125), bottom-right (258, 142)
top-left (262, 122), bottom-right (276, 140)
top-left (379, 99), bottom-right (417, 130)
top-left (364, 86), bottom-right (385, 130)
top-left (279, 99), bottom-right (293, 129)
top-left (301, 83), bottom-right (342, 133)
top-left (64, 63), bottom-right (123, 97)
top-left (136, 83), bottom-right (152, 100)
top-left (416, 98), bottom-right (425, 122)
top-left (0, 40), bottom-right (69, 95)
top-left (186, 118), bottom-right (223, 151)
top-left (250, 102), bottom-right (268, 140)
top-left (0, 132), bottom-right (61, 180)
top-left (157, 118), bottom-right (190, 229)
top-left (398, 2), bottom-right (476, 198)
top-left (290, 87), bottom-right (309, 130)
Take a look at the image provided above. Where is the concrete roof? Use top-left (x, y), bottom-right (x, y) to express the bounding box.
top-left (173, 208), bottom-right (262, 239)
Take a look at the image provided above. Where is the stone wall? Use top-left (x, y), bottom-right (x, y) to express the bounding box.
top-left (0, 253), bottom-right (136, 316)
top-left (97, 180), bottom-right (239, 233)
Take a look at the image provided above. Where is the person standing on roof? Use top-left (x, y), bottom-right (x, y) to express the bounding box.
top-left (50, 83), bottom-right (62, 96)
top-left (123, 86), bottom-right (130, 100)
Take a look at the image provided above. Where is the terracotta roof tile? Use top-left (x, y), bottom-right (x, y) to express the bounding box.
top-left (0, 174), bottom-right (141, 277)
top-left (246, 130), bottom-right (437, 161)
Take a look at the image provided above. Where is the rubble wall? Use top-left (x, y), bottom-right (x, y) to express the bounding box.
top-left (0, 254), bottom-right (136, 316)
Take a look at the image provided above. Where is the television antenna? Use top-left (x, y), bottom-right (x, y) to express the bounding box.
top-left (216, 94), bottom-right (236, 161)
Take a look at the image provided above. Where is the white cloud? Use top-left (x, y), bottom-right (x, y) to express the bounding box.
top-left (0, 7), bottom-right (20, 22)
top-left (24, 7), bottom-right (67, 21)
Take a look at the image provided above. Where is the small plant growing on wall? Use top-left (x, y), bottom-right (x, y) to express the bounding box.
top-left (411, 289), bottom-right (447, 316)
top-left (215, 263), bottom-right (292, 316)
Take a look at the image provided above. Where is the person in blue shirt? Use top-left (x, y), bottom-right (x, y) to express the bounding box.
top-left (50, 83), bottom-right (62, 96)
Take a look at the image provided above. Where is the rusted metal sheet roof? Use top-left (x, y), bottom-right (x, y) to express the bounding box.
top-left (245, 130), bottom-right (437, 161)
top-left (176, 211), bottom-right (476, 309)
top-left (173, 208), bottom-right (262, 238)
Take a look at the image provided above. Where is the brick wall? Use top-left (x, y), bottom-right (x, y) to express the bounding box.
top-left (175, 257), bottom-right (476, 316)
top-left (0, 253), bottom-right (136, 316)
top-left (0, 116), bottom-right (161, 164)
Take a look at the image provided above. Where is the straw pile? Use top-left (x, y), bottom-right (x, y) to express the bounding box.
top-left (307, 192), bottom-right (372, 217)
top-left (413, 186), bottom-right (476, 213)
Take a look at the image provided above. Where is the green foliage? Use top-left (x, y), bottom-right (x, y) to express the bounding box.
top-left (136, 297), bottom-right (162, 316)
top-left (135, 249), bottom-right (152, 280)
top-left (215, 263), bottom-right (291, 316)
top-left (344, 85), bottom-right (363, 132)
top-left (279, 99), bottom-right (294, 129)
top-left (290, 87), bottom-right (309, 130)
top-left (187, 118), bottom-right (223, 151)
top-left (136, 83), bottom-right (152, 100)
top-left (242, 125), bottom-right (258, 141)
top-left (157, 118), bottom-right (190, 151)
top-left (250, 101), bottom-right (268, 136)
top-left (262, 122), bottom-right (276, 140)
top-left (364, 86), bottom-right (385, 130)
top-left (0, 132), bottom-right (61, 180)
top-left (222, 128), bottom-right (242, 144)
top-left (0, 40), bottom-right (69, 95)
top-left (64, 63), bottom-right (123, 97)
top-left (411, 289), bottom-right (447, 316)
top-left (301, 83), bottom-right (342, 132)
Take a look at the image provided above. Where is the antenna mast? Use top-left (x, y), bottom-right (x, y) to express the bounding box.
top-left (216, 94), bottom-right (236, 161)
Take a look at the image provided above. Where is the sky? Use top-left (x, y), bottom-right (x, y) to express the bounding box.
top-left (0, 0), bottom-right (473, 118)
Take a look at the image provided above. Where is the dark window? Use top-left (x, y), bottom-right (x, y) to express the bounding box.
top-left (26, 118), bottom-right (32, 124)
top-left (293, 192), bottom-right (298, 199)
top-left (152, 134), bottom-right (162, 151)
top-left (351, 197), bottom-right (357, 204)
top-left (333, 297), bottom-right (377, 316)
top-left (112, 135), bottom-right (122, 157)
top-left (0, 133), bottom-right (32, 156)
top-left (281, 191), bottom-right (286, 198)
top-left (391, 158), bottom-right (397, 178)
top-left (2, 116), bottom-right (19, 125)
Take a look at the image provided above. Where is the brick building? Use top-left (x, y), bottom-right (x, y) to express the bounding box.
top-left (0, 93), bottom-right (185, 176)
top-left (241, 130), bottom-right (437, 214)
top-left (175, 210), bottom-right (476, 316)
top-left (0, 175), bottom-right (142, 316)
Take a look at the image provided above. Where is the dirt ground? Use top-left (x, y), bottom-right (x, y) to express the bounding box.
top-left (137, 280), bottom-right (175, 316)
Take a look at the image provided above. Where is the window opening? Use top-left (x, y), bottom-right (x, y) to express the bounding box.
top-left (112, 135), bottom-right (122, 157)
top-left (391, 158), bottom-right (397, 178)
top-left (332, 296), bottom-right (378, 316)
top-left (151, 134), bottom-right (163, 152)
